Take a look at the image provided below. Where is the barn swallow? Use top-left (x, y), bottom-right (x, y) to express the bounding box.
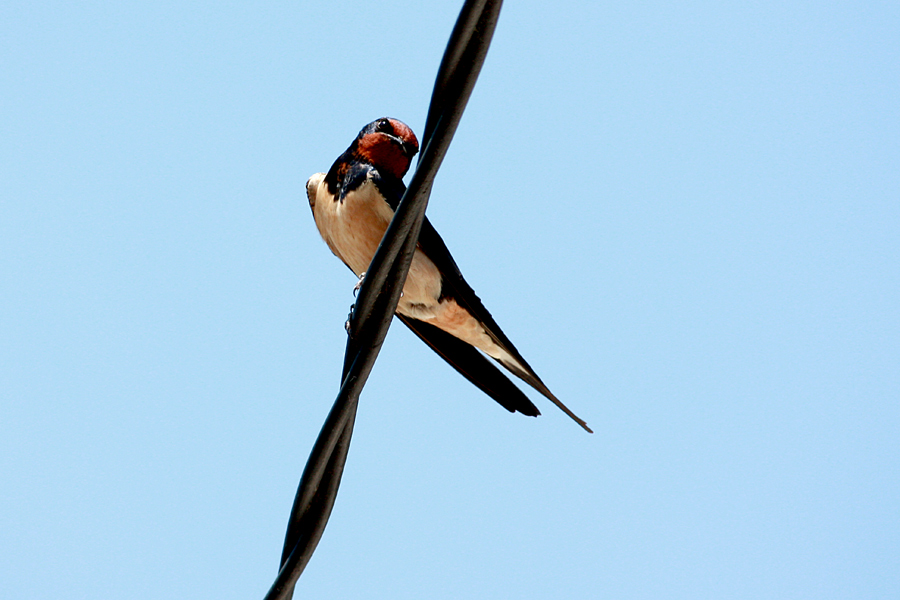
top-left (306, 118), bottom-right (591, 433)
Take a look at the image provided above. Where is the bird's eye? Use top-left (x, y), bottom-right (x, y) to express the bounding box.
top-left (376, 118), bottom-right (392, 132)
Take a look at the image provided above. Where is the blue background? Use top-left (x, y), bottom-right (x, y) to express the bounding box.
top-left (2, 1), bottom-right (898, 598)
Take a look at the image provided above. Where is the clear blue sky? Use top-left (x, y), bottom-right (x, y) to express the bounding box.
top-left (2, 1), bottom-right (898, 598)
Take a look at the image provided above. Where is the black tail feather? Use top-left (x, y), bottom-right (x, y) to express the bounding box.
top-left (398, 315), bottom-right (541, 417)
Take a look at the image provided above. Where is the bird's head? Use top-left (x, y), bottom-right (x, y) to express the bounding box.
top-left (352, 117), bottom-right (419, 179)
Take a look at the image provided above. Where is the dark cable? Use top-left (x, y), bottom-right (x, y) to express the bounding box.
top-left (261, 2), bottom-right (504, 599)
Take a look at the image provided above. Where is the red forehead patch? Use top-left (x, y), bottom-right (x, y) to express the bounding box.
top-left (388, 119), bottom-right (419, 151)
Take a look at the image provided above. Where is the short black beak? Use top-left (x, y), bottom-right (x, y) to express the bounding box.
top-left (402, 141), bottom-right (418, 158)
top-left (388, 134), bottom-right (418, 158)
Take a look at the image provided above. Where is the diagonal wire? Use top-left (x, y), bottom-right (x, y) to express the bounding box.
top-left (261, 2), bottom-right (503, 599)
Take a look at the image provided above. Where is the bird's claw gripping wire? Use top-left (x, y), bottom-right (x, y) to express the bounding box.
top-left (353, 272), bottom-right (366, 297)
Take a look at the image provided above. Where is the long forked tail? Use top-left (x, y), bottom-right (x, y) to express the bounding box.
top-left (496, 356), bottom-right (593, 433)
top-left (398, 315), bottom-right (541, 417)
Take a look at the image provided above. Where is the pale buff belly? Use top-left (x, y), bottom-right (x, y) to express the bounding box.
top-left (310, 174), bottom-right (442, 316)
top-left (308, 173), bottom-right (509, 362)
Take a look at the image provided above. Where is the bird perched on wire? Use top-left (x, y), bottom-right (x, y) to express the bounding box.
top-left (306, 117), bottom-right (591, 433)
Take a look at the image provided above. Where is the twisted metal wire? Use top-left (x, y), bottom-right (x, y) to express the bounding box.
top-left (262, 2), bottom-right (503, 598)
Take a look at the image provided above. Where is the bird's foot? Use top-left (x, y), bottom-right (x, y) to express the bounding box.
top-left (345, 304), bottom-right (354, 333)
top-left (353, 272), bottom-right (366, 297)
